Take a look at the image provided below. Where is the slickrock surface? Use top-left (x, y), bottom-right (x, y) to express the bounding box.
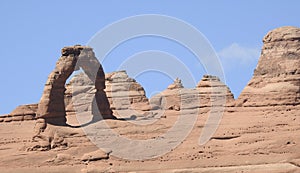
top-left (0, 27), bottom-right (300, 172)
top-left (238, 26), bottom-right (300, 107)
top-left (0, 105), bottom-right (299, 172)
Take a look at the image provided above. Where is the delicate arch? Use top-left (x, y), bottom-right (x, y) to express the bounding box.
top-left (36, 45), bottom-right (115, 125)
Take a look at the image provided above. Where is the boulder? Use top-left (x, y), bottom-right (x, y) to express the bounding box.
top-left (81, 149), bottom-right (111, 161)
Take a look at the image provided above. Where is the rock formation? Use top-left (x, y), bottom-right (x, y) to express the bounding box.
top-left (196, 75), bottom-right (235, 107)
top-left (151, 75), bottom-right (234, 111)
top-left (36, 45), bottom-right (114, 126)
top-left (9, 104), bottom-right (38, 121)
top-left (150, 78), bottom-right (184, 111)
top-left (0, 104), bottom-right (37, 122)
top-left (237, 26), bottom-right (300, 107)
top-left (105, 71), bottom-right (150, 114)
top-left (65, 72), bottom-right (95, 114)
top-left (65, 70), bottom-right (150, 118)
top-left (167, 78), bottom-right (184, 90)
top-left (1, 26), bottom-right (300, 172)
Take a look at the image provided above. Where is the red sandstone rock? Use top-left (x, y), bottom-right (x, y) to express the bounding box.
top-left (151, 75), bottom-right (235, 110)
top-left (36, 45), bottom-right (114, 125)
top-left (105, 71), bottom-right (150, 113)
top-left (0, 27), bottom-right (300, 172)
top-left (237, 26), bottom-right (300, 107)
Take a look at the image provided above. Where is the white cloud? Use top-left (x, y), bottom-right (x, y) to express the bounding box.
top-left (218, 43), bottom-right (260, 65)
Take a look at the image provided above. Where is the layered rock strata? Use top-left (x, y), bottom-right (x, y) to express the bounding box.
top-left (105, 71), bottom-right (150, 114)
top-left (65, 71), bottom-right (150, 118)
top-left (196, 75), bottom-right (235, 108)
top-left (151, 75), bottom-right (235, 111)
top-left (237, 26), bottom-right (300, 107)
top-left (0, 104), bottom-right (37, 122)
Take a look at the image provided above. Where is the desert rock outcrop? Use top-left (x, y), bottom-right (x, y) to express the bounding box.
top-left (0, 104), bottom-right (37, 122)
top-left (238, 26), bottom-right (300, 107)
top-left (167, 78), bottom-right (184, 90)
top-left (151, 75), bottom-right (234, 111)
top-left (65, 70), bottom-right (150, 118)
top-left (196, 75), bottom-right (235, 107)
top-left (0, 26), bottom-right (300, 172)
top-left (36, 45), bottom-right (114, 125)
top-left (105, 71), bottom-right (150, 114)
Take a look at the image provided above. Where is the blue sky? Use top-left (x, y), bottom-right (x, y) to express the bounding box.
top-left (1, 0), bottom-right (300, 114)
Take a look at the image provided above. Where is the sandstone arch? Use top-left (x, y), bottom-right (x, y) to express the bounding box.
top-left (36, 45), bottom-right (115, 126)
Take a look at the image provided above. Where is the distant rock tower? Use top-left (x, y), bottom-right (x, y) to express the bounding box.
top-left (238, 26), bottom-right (300, 106)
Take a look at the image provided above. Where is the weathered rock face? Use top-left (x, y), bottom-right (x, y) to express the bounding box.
top-left (10, 104), bottom-right (38, 121)
top-left (37, 45), bottom-right (114, 125)
top-left (65, 72), bottom-right (96, 115)
top-left (151, 75), bottom-right (234, 111)
top-left (105, 71), bottom-right (150, 114)
top-left (65, 70), bottom-right (150, 117)
top-left (238, 26), bottom-right (300, 107)
top-left (196, 75), bottom-right (235, 108)
top-left (0, 104), bottom-right (38, 122)
top-left (150, 79), bottom-right (183, 111)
